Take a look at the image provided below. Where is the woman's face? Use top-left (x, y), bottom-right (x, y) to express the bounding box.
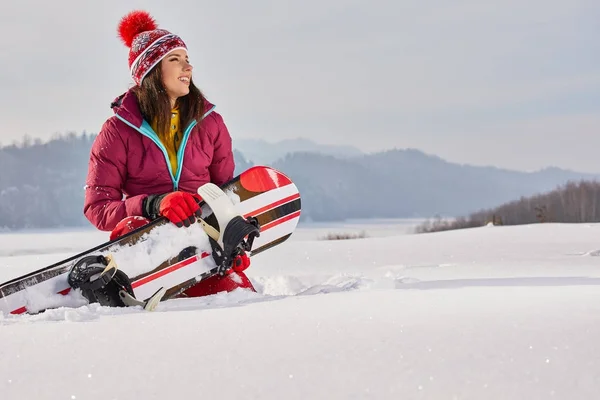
top-left (161, 49), bottom-right (193, 104)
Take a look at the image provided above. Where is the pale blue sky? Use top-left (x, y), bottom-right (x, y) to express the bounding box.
top-left (1, 0), bottom-right (599, 172)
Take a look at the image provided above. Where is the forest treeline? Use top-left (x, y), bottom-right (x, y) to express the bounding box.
top-left (415, 180), bottom-right (600, 233)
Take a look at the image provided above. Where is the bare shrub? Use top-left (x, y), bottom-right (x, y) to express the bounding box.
top-left (320, 231), bottom-right (368, 240)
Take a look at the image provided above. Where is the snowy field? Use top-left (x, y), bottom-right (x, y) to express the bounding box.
top-left (1, 220), bottom-right (600, 399)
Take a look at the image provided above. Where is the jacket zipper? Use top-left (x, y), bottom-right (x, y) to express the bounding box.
top-left (115, 106), bottom-right (215, 191)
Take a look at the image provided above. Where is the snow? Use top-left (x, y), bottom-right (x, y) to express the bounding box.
top-left (1, 221), bottom-right (600, 399)
top-left (103, 221), bottom-right (212, 278)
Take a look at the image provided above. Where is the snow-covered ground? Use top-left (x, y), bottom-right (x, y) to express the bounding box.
top-left (1, 221), bottom-right (600, 399)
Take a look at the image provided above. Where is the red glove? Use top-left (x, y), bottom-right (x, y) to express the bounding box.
top-left (230, 252), bottom-right (251, 274)
top-left (150, 191), bottom-right (202, 227)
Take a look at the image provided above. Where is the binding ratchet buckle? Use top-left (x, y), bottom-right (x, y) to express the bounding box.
top-left (209, 216), bottom-right (260, 276)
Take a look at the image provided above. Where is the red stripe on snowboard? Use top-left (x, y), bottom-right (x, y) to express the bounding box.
top-left (132, 251), bottom-right (211, 289)
top-left (10, 288), bottom-right (72, 315)
top-left (261, 211), bottom-right (301, 232)
top-left (11, 306), bottom-right (27, 315)
top-left (240, 166), bottom-right (292, 192)
top-left (244, 193), bottom-right (300, 218)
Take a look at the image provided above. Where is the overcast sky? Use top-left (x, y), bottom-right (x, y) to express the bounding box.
top-left (1, 0), bottom-right (599, 172)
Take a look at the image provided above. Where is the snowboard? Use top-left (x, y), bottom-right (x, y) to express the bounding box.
top-left (0, 166), bottom-right (301, 315)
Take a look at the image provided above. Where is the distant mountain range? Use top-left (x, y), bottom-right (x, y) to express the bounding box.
top-left (232, 139), bottom-right (600, 221)
top-left (232, 138), bottom-right (363, 165)
top-left (0, 134), bottom-right (598, 229)
top-left (268, 148), bottom-right (600, 222)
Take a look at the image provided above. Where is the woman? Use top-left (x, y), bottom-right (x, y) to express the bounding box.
top-left (83, 10), bottom-right (253, 297)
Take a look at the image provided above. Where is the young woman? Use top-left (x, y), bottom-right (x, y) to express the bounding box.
top-left (83, 10), bottom-right (253, 297)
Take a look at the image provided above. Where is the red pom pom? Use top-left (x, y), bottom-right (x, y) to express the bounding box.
top-left (117, 10), bottom-right (158, 47)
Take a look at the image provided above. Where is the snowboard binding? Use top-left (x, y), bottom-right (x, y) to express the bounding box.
top-left (68, 254), bottom-right (165, 310)
top-left (68, 254), bottom-right (132, 307)
top-left (196, 183), bottom-right (261, 276)
top-left (209, 216), bottom-right (260, 276)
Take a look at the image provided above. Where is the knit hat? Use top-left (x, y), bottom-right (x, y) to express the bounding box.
top-left (117, 10), bottom-right (187, 85)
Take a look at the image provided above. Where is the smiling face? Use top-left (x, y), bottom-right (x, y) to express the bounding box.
top-left (160, 49), bottom-right (193, 106)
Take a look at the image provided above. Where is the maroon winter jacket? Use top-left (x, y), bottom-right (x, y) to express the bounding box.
top-left (83, 88), bottom-right (235, 231)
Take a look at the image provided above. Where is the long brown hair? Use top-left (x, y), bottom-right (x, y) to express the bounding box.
top-left (133, 62), bottom-right (206, 136)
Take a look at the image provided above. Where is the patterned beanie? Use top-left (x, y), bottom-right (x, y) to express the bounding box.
top-left (117, 10), bottom-right (187, 85)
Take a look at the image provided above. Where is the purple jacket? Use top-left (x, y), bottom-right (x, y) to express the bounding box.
top-left (84, 88), bottom-right (235, 231)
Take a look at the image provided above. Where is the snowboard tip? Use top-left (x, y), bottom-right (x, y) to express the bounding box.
top-left (240, 166), bottom-right (293, 192)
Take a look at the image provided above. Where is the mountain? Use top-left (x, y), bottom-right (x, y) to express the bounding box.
top-left (0, 134), bottom-right (598, 228)
top-left (232, 138), bottom-right (363, 164)
top-left (0, 136), bottom-right (253, 229)
top-left (271, 149), bottom-right (600, 221)
top-left (232, 149), bottom-right (253, 176)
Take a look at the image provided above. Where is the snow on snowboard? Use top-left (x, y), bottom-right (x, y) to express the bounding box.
top-left (0, 166), bottom-right (301, 315)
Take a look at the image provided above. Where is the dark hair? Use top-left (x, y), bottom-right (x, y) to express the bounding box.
top-left (133, 62), bottom-right (205, 136)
